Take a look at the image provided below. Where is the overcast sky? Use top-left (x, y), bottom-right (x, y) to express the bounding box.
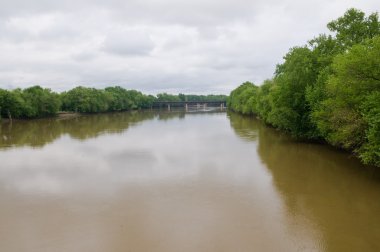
top-left (0, 0), bottom-right (378, 94)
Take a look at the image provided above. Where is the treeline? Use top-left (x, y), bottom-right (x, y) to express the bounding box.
top-left (61, 86), bottom-right (156, 113)
top-left (0, 86), bottom-right (61, 119)
top-left (228, 8), bottom-right (380, 167)
top-left (0, 85), bottom-right (227, 120)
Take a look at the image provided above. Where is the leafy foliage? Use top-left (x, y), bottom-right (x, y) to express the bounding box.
top-left (0, 86), bottom-right (60, 119)
top-left (315, 36), bottom-right (380, 165)
top-left (227, 82), bottom-right (258, 115)
top-left (228, 8), bottom-right (380, 166)
top-left (0, 85), bottom-right (226, 120)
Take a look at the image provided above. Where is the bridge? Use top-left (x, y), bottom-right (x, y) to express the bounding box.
top-left (152, 101), bottom-right (227, 111)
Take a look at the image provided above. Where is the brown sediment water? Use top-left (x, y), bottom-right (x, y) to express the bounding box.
top-left (0, 110), bottom-right (379, 252)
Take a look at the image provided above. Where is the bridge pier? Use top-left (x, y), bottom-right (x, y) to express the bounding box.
top-left (167, 104), bottom-right (171, 111)
top-left (185, 103), bottom-right (188, 112)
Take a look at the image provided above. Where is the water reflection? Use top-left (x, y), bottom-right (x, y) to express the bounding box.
top-left (0, 111), bottom-right (155, 148)
top-left (0, 110), bottom-right (307, 251)
top-left (0, 110), bottom-right (226, 197)
top-left (0, 110), bottom-right (379, 252)
top-left (227, 112), bottom-right (259, 141)
top-left (0, 110), bottom-right (220, 149)
top-left (228, 111), bottom-right (380, 252)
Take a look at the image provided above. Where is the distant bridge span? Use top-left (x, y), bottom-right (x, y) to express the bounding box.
top-left (152, 101), bottom-right (227, 110)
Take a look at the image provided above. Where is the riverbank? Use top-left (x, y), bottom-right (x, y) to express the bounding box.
top-left (230, 109), bottom-right (379, 165)
top-left (1, 106), bottom-right (227, 123)
top-left (227, 9), bottom-right (380, 167)
top-left (0, 111), bottom-right (81, 123)
top-left (228, 108), bottom-right (379, 168)
top-left (1, 86), bottom-right (227, 120)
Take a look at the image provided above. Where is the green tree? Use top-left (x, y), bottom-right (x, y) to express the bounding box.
top-left (255, 79), bottom-right (275, 123)
top-left (314, 36), bottom-right (380, 164)
top-left (327, 8), bottom-right (380, 49)
top-left (21, 86), bottom-right (61, 117)
top-left (269, 47), bottom-right (320, 138)
top-left (105, 86), bottom-right (133, 111)
top-left (228, 82), bottom-right (258, 115)
top-left (0, 89), bottom-right (26, 119)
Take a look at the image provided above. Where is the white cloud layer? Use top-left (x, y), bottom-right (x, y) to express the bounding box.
top-left (0, 0), bottom-right (378, 94)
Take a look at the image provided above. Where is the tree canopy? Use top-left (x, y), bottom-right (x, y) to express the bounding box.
top-left (0, 85), bottom-right (227, 119)
top-left (228, 8), bottom-right (380, 167)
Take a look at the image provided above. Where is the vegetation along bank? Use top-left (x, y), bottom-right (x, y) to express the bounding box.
top-left (228, 8), bottom-right (380, 167)
top-left (0, 86), bottom-right (227, 120)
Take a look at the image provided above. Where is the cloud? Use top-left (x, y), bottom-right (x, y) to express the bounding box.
top-left (102, 29), bottom-right (155, 56)
top-left (0, 0), bottom-right (378, 93)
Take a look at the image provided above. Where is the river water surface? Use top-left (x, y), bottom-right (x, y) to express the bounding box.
top-left (0, 110), bottom-right (380, 252)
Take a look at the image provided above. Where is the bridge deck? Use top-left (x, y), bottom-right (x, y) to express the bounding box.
top-left (152, 101), bottom-right (226, 109)
top-left (153, 101), bottom-right (226, 105)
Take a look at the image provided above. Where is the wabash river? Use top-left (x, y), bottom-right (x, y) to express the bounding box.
top-left (0, 110), bottom-right (380, 252)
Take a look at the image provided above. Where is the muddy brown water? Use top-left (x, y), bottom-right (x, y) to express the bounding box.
top-left (0, 110), bottom-right (379, 252)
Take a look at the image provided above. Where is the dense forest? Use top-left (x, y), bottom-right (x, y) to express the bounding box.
top-left (228, 8), bottom-right (380, 167)
top-left (0, 86), bottom-right (227, 119)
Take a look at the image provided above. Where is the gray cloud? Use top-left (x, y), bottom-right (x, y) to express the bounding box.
top-left (0, 0), bottom-right (378, 94)
top-left (102, 30), bottom-right (155, 56)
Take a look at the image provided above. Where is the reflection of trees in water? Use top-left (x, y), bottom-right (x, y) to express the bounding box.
top-left (227, 112), bottom-right (259, 141)
top-left (0, 110), bottom-right (227, 149)
top-left (228, 112), bottom-right (380, 252)
top-left (0, 111), bottom-right (156, 148)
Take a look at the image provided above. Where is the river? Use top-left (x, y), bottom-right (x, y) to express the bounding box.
top-left (0, 110), bottom-right (379, 252)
